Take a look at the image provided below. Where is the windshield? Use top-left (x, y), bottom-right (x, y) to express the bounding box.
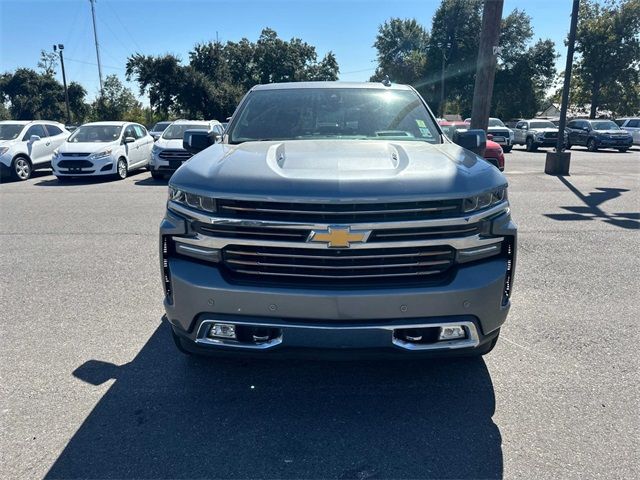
top-left (68, 125), bottom-right (122, 143)
top-left (530, 121), bottom-right (556, 129)
top-left (0, 124), bottom-right (25, 140)
top-left (162, 123), bottom-right (209, 140)
top-left (228, 88), bottom-right (441, 144)
top-left (488, 118), bottom-right (505, 127)
top-left (591, 121), bottom-right (620, 131)
top-left (151, 122), bottom-right (171, 132)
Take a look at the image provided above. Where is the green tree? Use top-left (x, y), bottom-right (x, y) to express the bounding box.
top-left (369, 18), bottom-right (429, 85)
top-left (573, 0), bottom-right (640, 117)
top-left (37, 50), bottom-right (58, 76)
top-left (91, 75), bottom-right (141, 121)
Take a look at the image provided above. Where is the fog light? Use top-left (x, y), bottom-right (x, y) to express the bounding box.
top-left (439, 325), bottom-right (466, 341)
top-left (208, 323), bottom-right (236, 339)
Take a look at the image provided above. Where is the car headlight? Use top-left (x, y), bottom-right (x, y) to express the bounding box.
top-left (152, 144), bottom-right (162, 155)
top-left (0, 147), bottom-right (9, 156)
top-left (88, 149), bottom-right (112, 160)
top-left (462, 187), bottom-right (507, 213)
top-left (168, 186), bottom-right (217, 213)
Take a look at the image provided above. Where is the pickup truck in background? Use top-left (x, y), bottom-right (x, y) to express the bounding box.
top-left (160, 81), bottom-right (517, 359)
top-left (512, 119), bottom-right (561, 151)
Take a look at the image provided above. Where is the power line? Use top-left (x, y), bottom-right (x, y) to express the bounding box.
top-left (104, 0), bottom-right (143, 52)
top-left (66, 57), bottom-right (125, 71)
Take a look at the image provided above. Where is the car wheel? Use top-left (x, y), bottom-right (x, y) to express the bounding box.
top-left (151, 170), bottom-right (165, 180)
top-left (116, 158), bottom-right (127, 180)
top-left (503, 146), bottom-right (512, 153)
top-left (587, 138), bottom-right (598, 152)
top-left (12, 156), bottom-right (32, 181)
top-left (617, 148), bottom-right (628, 153)
top-left (525, 137), bottom-right (536, 152)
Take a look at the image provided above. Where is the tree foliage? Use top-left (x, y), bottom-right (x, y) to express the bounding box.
top-left (573, 0), bottom-right (640, 117)
top-left (369, 2), bottom-right (558, 119)
top-left (127, 28), bottom-right (339, 119)
top-left (37, 50), bottom-right (58, 77)
top-left (90, 75), bottom-right (141, 121)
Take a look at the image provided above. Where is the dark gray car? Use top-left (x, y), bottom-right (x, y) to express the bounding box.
top-left (160, 82), bottom-right (517, 358)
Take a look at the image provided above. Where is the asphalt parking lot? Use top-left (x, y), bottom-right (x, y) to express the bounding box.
top-left (1, 146), bottom-right (638, 479)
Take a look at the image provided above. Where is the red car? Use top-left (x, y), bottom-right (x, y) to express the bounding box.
top-left (438, 121), bottom-right (505, 171)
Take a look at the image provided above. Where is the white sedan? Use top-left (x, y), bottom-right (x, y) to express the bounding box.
top-left (52, 121), bottom-right (153, 181)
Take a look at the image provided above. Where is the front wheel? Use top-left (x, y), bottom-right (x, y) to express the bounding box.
top-left (12, 156), bottom-right (32, 181)
top-left (525, 137), bottom-right (537, 152)
top-left (150, 170), bottom-right (165, 180)
top-left (503, 145), bottom-right (512, 153)
top-left (617, 148), bottom-right (628, 153)
top-left (116, 158), bottom-right (127, 180)
top-left (587, 138), bottom-right (598, 152)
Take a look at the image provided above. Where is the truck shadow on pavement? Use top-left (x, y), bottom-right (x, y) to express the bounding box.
top-left (545, 176), bottom-right (639, 230)
top-left (46, 321), bottom-right (502, 479)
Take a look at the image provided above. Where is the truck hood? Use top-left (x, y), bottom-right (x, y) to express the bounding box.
top-left (170, 139), bottom-right (507, 202)
top-left (58, 140), bottom-right (120, 153)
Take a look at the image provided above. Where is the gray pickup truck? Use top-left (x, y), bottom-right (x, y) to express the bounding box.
top-left (513, 119), bottom-right (560, 151)
top-left (160, 82), bottom-right (517, 358)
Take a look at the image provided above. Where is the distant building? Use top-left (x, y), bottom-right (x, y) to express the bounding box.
top-left (536, 102), bottom-right (613, 119)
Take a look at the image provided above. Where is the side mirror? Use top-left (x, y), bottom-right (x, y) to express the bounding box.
top-left (29, 135), bottom-right (41, 143)
top-left (522, 125), bottom-right (528, 131)
top-left (453, 129), bottom-right (487, 156)
top-left (123, 136), bottom-right (136, 144)
top-left (183, 129), bottom-right (216, 154)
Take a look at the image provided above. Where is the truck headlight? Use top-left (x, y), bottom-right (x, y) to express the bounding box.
top-left (462, 187), bottom-right (507, 213)
top-left (88, 149), bottom-right (112, 160)
top-left (152, 145), bottom-right (162, 155)
top-left (168, 186), bottom-right (217, 213)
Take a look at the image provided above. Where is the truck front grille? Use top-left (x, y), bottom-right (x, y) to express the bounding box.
top-left (543, 132), bottom-right (558, 139)
top-left (217, 199), bottom-right (462, 223)
top-left (222, 244), bottom-right (455, 285)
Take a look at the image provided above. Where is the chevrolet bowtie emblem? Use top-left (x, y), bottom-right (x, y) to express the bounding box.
top-left (308, 226), bottom-right (370, 248)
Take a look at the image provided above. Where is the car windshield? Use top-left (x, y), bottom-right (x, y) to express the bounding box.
top-left (151, 122), bottom-right (171, 132)
top-left (529, 121), bottom-right (556, 129)
top-left (228, 87), bottom-right (441, 144)
top-left (162, 124), bottom-right (209, 140)
top-left (488, 118), bottom-right (505, 127)
top-left (591, 121), bottom-right (620, 130)
top-left (68, 125), bottom-right (122, 143)
top-left (0, 124), bottom-right (25, 140)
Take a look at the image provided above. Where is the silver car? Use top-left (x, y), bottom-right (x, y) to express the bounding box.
top-left (161, 82), bottom-right (517, 358)
top-left (615, 118), bottom-right (640, 145)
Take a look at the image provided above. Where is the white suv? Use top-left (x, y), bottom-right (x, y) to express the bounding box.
top-left (52, 121), bottom-right (154, 181)
top-left (0, 120), bottom-right (69, 181)
top-left (616, 118), bottom-right (640, 146)
top-left (149, 119), bottom-right (224, 180)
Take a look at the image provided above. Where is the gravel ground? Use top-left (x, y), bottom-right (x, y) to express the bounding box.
top-left (1, 146), bottom-right (638, 479)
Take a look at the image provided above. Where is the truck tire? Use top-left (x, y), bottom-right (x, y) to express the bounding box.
top-left (525, 137), bottom-right (537, 152)
top-left (12, 156), bottom-right (32, 181)
top-left (151, 170), bottom-right (165, 180)
top-left (587, 138), bottom-right (598, 152)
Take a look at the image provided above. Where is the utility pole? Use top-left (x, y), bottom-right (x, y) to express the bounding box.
top-left (470, 0), bottom-right (504, 132)
top-left (437, 42), bottom-right (452, 118)
top-left (545, 0), bottom-right (580, 175)
top-left (53, 44), bottom-right (71, 124)
top-left (89, 0), bottom-right (104, 95)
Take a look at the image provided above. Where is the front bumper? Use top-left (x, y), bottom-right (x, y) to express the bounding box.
top-left (53, 156), bottom-right (116, 176)
top-left (533, 138), bottom-right (558, 147)
top-left (596, 137), bottom-right (633, 148)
